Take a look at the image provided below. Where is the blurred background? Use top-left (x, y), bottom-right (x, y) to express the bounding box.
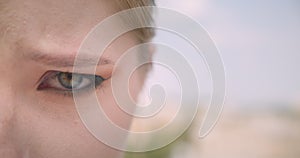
top-left (126, 0), bottom-right (300, 157)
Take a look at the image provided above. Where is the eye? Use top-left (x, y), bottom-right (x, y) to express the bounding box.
top-left (37, 71), bottom-right (105, 92)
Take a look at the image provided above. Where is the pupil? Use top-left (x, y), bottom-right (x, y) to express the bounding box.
top-left (66, 73), bottom-right (72, 81)
top-left (58, 72), bottom-right (82, 89)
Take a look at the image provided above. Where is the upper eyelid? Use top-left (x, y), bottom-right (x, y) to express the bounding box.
top-left (37, 71), bottom-right (101, 83)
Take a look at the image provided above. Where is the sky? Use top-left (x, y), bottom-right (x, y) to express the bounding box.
top-left (143, 0), bottom-right (300, 107)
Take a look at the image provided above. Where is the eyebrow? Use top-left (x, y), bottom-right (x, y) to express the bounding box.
top-left (28, 51), bottom-right (114, 67)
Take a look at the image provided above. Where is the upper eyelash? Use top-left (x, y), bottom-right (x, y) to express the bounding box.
top-left (37, 71), bottom-right (106, 96)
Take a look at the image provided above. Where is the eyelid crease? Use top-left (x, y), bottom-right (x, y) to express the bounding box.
top-left (29, 51), bottom-right (114, 67)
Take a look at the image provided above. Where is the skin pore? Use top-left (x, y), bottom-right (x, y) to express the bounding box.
top-left (0, 0), bottom-right (146, 157)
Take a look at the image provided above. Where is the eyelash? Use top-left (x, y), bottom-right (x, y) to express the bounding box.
top-left (37, 71), bottom-right (106, 96)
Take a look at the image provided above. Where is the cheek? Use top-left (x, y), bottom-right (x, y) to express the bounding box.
top-left (98, 68), bottom-right (146, 130)
top-left (10, 91), bottom-right (122, 157)
top-left (129, 69), bottom-right (145, 101)
top-left (97, 81), bottom-right (135, 130)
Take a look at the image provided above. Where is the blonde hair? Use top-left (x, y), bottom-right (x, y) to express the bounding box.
top-left (116, 0), bottom-right (156, 42)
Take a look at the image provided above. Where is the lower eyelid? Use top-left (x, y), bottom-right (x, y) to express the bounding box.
top-left (37, 80), bottom-right (108, 100)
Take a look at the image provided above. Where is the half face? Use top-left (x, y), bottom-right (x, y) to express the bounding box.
top-left (0, 0), bottom-right (146, 157)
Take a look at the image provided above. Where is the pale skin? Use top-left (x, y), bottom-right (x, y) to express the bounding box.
top-left (0, 0), bottom-right (146, 157)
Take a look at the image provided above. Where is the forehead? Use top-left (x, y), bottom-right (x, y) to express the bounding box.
top-left (2, 0), bottom-right (118, 39)
top-left (0, 0), bottom-right (138, 58)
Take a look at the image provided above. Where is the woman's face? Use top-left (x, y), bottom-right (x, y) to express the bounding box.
top-left (0, 0), bottom-right (144, 157)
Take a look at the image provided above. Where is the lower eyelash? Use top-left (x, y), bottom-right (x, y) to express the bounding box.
top-left (55, 79), bottom-right (108, 98)
top-left (57, 90), bottom-right (74, 97)
top-left (37, 71), bottom-right (107, 98)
